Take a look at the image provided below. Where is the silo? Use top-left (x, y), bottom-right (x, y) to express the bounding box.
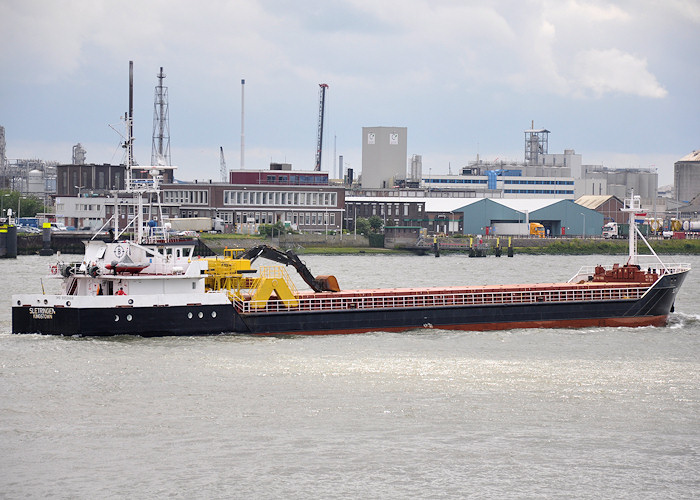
top-left (28, 169), bottom-right (44, 195)
top-left (674, 151), bottom-right (700, 202)
top-left (638, 172), bottom-right (650, 199)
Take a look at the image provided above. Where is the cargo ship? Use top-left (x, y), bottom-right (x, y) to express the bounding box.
top-left (9, 66), bottom-right (690, 336)
top-left (11, 189), bottom-right (690, 336)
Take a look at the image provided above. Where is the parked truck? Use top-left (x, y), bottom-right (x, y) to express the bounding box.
top-left (164, 217), bottom-right (224, 233)
top-left (492, 222), bottom-right (545, 238)
top-left (602, 222), bottom-right (649, 239)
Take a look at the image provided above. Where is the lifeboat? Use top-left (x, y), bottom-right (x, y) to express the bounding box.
top-left (104, 262), bottom-right (149, 274)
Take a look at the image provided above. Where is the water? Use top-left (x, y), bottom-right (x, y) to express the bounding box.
top-left (1, 254), bottom-right (699, 499)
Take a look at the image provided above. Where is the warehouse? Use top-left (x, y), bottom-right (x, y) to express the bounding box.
top-left (452, 198), bottom-right (603, 237)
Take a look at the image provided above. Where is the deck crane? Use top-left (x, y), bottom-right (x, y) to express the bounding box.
top-left (314, 83), bottom-right (329, 171)
top-left (240, 245), bottom-right (340, 292)
top-left (219, 146), bottom-right (227, 182)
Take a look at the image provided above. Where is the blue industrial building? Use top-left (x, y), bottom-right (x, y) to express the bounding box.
top-left (452, 198), bottom-right (603, 237)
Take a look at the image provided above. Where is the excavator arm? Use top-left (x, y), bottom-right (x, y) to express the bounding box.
top-left (241, 245), bottom-right (339, 292)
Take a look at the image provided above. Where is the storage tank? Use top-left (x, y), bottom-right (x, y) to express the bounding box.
top-left (27, 169), bottom-right (44, 194)
top-left (682, 220), bottom-right (700, 231)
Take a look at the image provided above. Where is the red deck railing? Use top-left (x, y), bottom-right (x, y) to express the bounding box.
top-left (233, 282), bottom-right (651, 315)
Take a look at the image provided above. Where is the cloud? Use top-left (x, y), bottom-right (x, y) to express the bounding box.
top-left (0, 0), bottom-right (86, 83)
top-left (565, 0), bottom-right (630, 22)
top-left (0, 0), bottom-right (695, 184)
top-left (666, 0), bottom-right (700, 24)
top-left (571, 48), bottom-right (667, 98)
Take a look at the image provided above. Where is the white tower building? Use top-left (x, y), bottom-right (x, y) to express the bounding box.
top-left (361, 126), bottom-right (407, 189)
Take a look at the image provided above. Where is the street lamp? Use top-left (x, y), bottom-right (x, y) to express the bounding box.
top-left (353, 204), bottom-right (357, 239)
top-left (18, 196), bottom-right (27, 221)
top-left (75, 185), bottom-right (85, 197)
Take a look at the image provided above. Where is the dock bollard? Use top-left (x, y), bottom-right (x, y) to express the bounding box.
top-left (5, 225), bottom-right (17, 258)
top-left (40, 222), bottom-right (54, 256)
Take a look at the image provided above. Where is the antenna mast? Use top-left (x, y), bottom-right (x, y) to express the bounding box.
top-left (128, 61), bottom-right (134, 166)
top-left (151, 67), bottom-right (171, 166)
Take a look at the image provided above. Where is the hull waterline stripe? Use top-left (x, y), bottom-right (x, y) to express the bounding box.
top-left (245, 315), bottom-right (669, 336)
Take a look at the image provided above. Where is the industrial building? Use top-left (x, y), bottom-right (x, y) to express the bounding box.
top-left (581, 165), bottom-right (657, 205)
top-left (416, 126), bottom-right (662, 209)
top-left (345, 197), bottom-right (464, 235)
top-left (454, 198), bottom-right (603, 237)
top-left (423, 169), bottom-right (576, 199)
top-left (421, 129), bottom-right (580, 199)
top-left (229, 165), bottom-right (329, 186)
top-left (674, 150), bottom-right (700, 203)
top-left (57, 163), bottom-right (130, 197)
top-left (161, 176), bottom-right (345, 233)
top-left (346, 196), bottom-right (603, 237)
top-left (1, 155), bottom-right (57, 207)
top-left (574, 195), bottom-right (625, 224)
top-left (361, 126), bottom-right (408, 189)
top-left (52, 163), bottom-right (345, 232)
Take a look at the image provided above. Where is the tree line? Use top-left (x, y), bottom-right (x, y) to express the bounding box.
top-left (0, 189), bottom-right (48, 218)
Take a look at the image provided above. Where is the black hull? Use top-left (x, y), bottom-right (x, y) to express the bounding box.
top-left (236, 271), bottom-right (688, 335)
top-left (12, 271), bottom-right (687, 337)
top-left (12, 304), bottom-right (236, 337)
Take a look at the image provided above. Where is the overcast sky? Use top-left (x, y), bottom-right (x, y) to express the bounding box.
top-left (1, 0), bottom-right (698, 186)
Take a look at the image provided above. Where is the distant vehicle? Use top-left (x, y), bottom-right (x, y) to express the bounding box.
top-left (602, 222), bottom-right (649, 239)
top-left (17, 217), bottom-right (39, 228)
top-left (492, 222), bottom-right (545, 238)
top-left (50, 222), bottom-right (67, 231)
top-left (165, 217), bottom-right (224, 233)
top-left (529, 223), bottom-right (545, 238)
top-left (681, 220), bottom-right (700, 232)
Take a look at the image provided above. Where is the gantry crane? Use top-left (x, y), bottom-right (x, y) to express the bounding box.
top-left (315, 83), bottom-right (329, 171)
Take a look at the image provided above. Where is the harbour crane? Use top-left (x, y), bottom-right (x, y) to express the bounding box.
top-left (220, 146), bottom-right (227, 182)
top-left (314, 83), bottom-right (329, 171)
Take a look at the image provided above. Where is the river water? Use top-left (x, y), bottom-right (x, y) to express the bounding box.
top-left (1, 253), bottom-right (699, 499)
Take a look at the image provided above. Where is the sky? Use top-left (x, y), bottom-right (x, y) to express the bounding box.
top-left (1, 0), bottom-right (698, 187)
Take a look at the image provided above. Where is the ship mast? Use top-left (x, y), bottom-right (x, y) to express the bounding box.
top-left (112, 61), bottom-right (176, 244)
top-left (621, 189), bottom-right (668, 271)
top-left (621, 189), bottom-right (640, 265)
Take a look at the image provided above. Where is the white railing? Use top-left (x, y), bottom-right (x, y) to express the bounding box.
top-left (233, 283), bottom-right (650, 315)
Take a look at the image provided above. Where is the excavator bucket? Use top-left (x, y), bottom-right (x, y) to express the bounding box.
top-left (315, 275), bottom-right (340, 292)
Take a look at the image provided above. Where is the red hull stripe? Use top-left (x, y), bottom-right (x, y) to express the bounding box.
top-left (252, 315), bottom-right (669, 336)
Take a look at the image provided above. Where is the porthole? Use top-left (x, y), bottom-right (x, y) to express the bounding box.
top-left (44, 299), bottom-right (48, 305)
top-left (187, 312), bottom-right (193, 319)
top-left (126, 314), bottom-right (133, 322)
top-left (198, 311), bottom-right (203, 319)
top-left (128, 299), bottom-right (134, 305)
top-left (17, 300), bottom-right (20, 305)
top-left (211, 311), bottom-right (217, 318)
top-left (115, 315), bottom-right (120, 322)
top-left (66, 301), bottom-right (71, 306)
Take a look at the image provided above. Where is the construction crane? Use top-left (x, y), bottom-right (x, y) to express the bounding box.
top-left (314, 83), bottom-right (329, 171)
top-left (220, 146), bottom-right (227, 182)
